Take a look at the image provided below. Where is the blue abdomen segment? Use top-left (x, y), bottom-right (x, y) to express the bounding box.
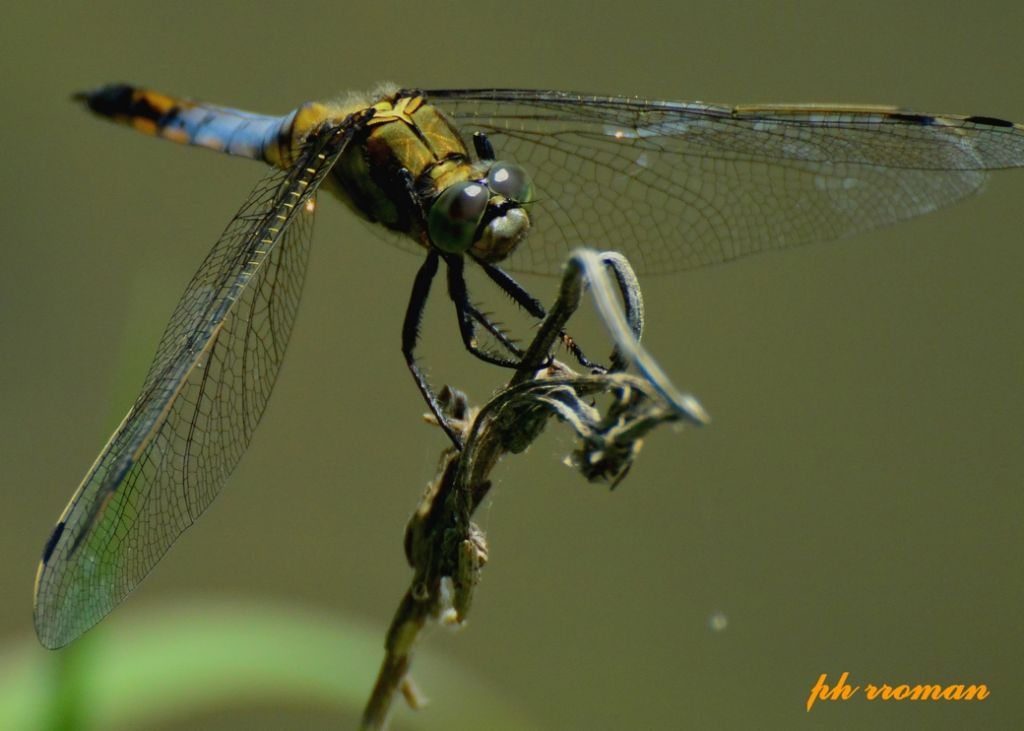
top-left (75, 83), bottom-right (292, 164)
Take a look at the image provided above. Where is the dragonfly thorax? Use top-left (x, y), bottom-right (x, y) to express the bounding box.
top-left (324, 90), bottom-right (533, 263)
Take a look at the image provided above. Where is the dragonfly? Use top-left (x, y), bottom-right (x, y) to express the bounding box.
top-left (33, 82), bottom-right (1024, 649)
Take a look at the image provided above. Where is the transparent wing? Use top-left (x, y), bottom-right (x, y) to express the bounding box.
top-left (428, 89), bottom-right (1024, 275)
top-left (33, 122), bottom-right (358, 649)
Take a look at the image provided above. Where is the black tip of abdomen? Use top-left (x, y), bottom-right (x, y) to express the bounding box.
top-left (72, 83), bottom-right (139, 117)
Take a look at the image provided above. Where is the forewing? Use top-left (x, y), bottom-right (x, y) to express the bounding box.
top-left (33, 122), bottom-right (357, 649)
top-left (429, 89), bottom-right (1024, 275)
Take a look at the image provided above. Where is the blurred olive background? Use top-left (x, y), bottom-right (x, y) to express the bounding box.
top-left (2, 1), bottom-right (1022, 729)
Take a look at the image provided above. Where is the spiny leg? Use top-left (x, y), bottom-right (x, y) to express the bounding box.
top-left (475, 259), bottom-right (604, 372)
top-left (464, 302), bottom-right (523, 360)
top-left (402, 251), bottom-right (463, 448)
top-left (444, 254), bottom-right (521, 368)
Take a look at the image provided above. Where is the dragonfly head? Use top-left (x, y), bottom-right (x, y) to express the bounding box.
top-left (427, 161), bottom-right (533, 263)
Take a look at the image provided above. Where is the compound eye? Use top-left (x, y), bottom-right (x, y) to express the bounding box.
top-left (486, 162), bottom-right (533, 203)
top-left (428, 181), bottom-right (489, 253)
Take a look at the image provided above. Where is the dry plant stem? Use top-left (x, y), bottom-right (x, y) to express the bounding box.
top-left (359, 249), bottom-right (708, 731)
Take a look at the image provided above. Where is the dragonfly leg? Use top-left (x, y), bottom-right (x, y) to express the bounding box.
top-left (397, 167), bottom-right (428, 227)
top-left (472, 132), bottom-right (496, 162)
top-left (403, 251), bottom-right (463, 448)
top-left (444, 254), bottom-right (521, 368)
top-left (464, 302), bottom-right (524, 360)
top-left (475, 260), bottom-right (605, 373)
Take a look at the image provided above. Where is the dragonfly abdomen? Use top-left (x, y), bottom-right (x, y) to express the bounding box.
top-left (74, 83), bottom-right (292, 164)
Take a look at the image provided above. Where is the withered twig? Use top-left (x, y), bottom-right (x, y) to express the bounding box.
top-left (360, 250), bottom-right (708, 730)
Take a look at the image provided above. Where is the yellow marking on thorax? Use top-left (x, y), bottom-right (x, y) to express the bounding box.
top-left (428, 158), bottom-right (478, 194)
top-left (366, 94), bottom-right (424, 128)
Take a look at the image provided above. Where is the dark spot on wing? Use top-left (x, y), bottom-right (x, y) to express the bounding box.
top-left (888, 112), bottom-right (936, 125)
top-left (964, 115), bottom-right (1015, 128)
top-left (41, 521), bottom-right (66, 564)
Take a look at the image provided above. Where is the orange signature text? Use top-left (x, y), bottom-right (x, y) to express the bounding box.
top-left (806, 672), bottom-right (989, 711)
